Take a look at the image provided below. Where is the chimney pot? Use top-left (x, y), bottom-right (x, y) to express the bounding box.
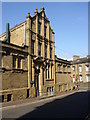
top-left (34, 8), bottom-right (38, 15)
top-left (26, 12), bottom-right (30, 18)
top-left (40, 7), bottom-right (45, 12)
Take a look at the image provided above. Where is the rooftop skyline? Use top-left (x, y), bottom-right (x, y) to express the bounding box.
top-left (2, 2), bottom-right (88, 60)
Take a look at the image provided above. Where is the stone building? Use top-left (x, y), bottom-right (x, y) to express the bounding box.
top-left (0, 8), bottom-right (55, 102)
top-left (1, 7), bottom-right (87, 103)
top-left (55, 55), bottom-right (72, 93)
top-left (72, 55), bottom-right (90, 83)
top-left (0, 41), bottom-right (28, 102)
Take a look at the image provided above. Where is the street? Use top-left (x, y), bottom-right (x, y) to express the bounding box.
top-left (2, 90), bottom-right (90, 119)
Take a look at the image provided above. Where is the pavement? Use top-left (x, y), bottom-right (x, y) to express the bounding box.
top-left (2, 89), bottom-right (79, 109)
top-left (1, 89), bottom-right (89, 119)
top-left (0, 89), bottom-right (87, 109)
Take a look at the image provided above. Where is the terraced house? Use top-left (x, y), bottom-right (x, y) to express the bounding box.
top-left (72, 55), bottom-right (90, 83)
top-left (0, 8), bottom-right (55, 102)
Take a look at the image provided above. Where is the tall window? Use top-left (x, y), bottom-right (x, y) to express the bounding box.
top-left (45, 66), bottom-right (47, 79)
top-left (18, 57), bottom-right (21, 68)
top-left (72, 66), bottom-right (75, 72)
top-left (31, 40), bottom-right (34, 54)
top-left (80, 75), bottom-right (82, 82)
top-left (50, 47), bottom-right (52, 59)
top-left (38, 22), bottom-right (41, 35)
top-left (86, 65), bottom-right (89, 72)
top-left (38, 42), bottom-right (41, 56)
top-left (86, 75), bottom-right (90, 82)
top-left (13, 56), bottom-right (16, 68)
top-left (48, 65), bottom-right (50, 79)
top-left (79, 66), bottom-right (82, 72)
top-left (45, 45), bottom-right (47, 58)
top-left (44, 26), bottom-right (47, 37)
top-left (51, 65), bottom-right (52, 79)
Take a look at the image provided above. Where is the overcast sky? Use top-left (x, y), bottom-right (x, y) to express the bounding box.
top-left (2, 2), bottom-right (88, 60)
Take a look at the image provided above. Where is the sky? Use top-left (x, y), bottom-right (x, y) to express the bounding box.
top-left (2, 2), bottom-right (88, 60)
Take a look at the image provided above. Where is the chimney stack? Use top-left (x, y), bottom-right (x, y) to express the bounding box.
top-left (73, 55), bottom-right (80, 61)
top-left (4, 23), bottom-right (10, 43)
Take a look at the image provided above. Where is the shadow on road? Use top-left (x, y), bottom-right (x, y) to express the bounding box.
top-left (17, 91), bottom-right (90, 119)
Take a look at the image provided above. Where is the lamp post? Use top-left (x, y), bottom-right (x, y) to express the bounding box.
top-left (35, 65), bottom-right (40, 97)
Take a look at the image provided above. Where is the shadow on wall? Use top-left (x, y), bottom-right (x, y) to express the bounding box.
top-left (16, 91), bottom-right (90, 119)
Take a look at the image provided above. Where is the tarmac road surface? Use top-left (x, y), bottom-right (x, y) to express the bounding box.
top-left (2, 90), bottom-right (90, 119)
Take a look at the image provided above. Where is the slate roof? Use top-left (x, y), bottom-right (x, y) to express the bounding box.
top-left (73, 55), bottom-right (90, 64)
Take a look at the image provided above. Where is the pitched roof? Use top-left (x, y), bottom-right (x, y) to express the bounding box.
top-left (73, 56), bottom-right (90, 64)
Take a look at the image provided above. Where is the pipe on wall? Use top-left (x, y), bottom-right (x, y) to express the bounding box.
top-left (4, 23), bottom-right (10, 43)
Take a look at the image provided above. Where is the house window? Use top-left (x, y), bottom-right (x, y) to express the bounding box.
top-left (27, 89), bottom-right (29, 98)
top-left (38, 42), bottom-right (41, 56)
top-left (31, 40), bottom-right (34, 54)
top-left (13, 56), bottom-right (16, 68)
top-left (86, 75), bottom-right (90, 82)
top-left (50, 87), bottom-right (51, 94)
top-left (80, 75), bottom-right (82, 82)
top-left (38, 22), bottom-right (41, 35)
top-left (52, 87), bottom-right (53, 93)
top-left (72, 66), bottom-right (75, 72)
top-left (50, 47), bottom-right (52, 59)
top-left (86, 65), bottom-right (89, 72)
top-left (2, 95), bottom-right (4, 102)
top-left (45, 66), bottom-right (47, 79)
top-left (18, 57), bottom-right (21, 68)
top-left (7, 94), bottom-right (12, 102)
top-left (79, 66), bottom-right (82, 72)
top-left (48, 65), bottom-right (50, 79)
top-left (45, 45), bottom-right (47, 58)
top-left (44, 26), bottom-right (47, 37)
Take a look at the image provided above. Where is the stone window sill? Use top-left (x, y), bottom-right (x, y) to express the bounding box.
top-left (12, 68), bottom-right (28, 73)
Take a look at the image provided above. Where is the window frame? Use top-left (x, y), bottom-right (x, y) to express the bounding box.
top-left (44, 25), bottom-right (47, 37)
top-left (72, 66), bottom-right (75, 72)
top-left (79, 66), bottom-right (82, 72)
top-left (31, 40), bottom-right (34, 54)
top-left (38, 22), bottom-right (41, 35)
top-left (13, 56), bottom-right (16, 68)
top-left (45, 44), bottom-right (47, 58)
top-left (50, 47), bottom-right (52, 59)
top-left (38, 42), bottom-right (41, 56)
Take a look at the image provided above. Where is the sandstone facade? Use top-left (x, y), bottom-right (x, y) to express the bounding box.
top-left (0, 8), bottom-right (89, 103)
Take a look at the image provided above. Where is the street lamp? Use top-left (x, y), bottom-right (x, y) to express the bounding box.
top-left (35, 65), bottom-right (40, 74)
top-left (36, 65), bottom-right (39, 70)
